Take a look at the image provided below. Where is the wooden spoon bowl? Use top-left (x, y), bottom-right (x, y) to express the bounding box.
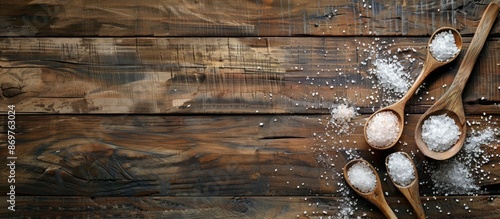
top-left (364, 27), bottom-right (462, 150)
top-left (385, 152), bottom-right (426, 219)
top-left (415, 2), bottom-right (500, 160)
top-left (343, 159), bottom-right (397, 219)
top-left (415, 109), bottom-right (466, 160)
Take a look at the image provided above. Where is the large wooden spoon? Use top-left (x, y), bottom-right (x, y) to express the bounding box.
top-left (364, 27), bottom-right (462, 150)
top-left (343, 159), bottom-right (397, 219)
top-left (386, 152), bottom-right (425, 219)
top-left (415, 2), bottom-right (500, 160)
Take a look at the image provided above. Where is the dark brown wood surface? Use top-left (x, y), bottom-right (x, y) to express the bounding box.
top-left (1, 0), bottom-right (500, 37)
top-left (0, 114), bottom-right (499, 217)
top-left (1, 196), bottom-right (500, 219)
top-left (0, 37), bottom-right (499, 114)
top-left (1, 0), bottom-right (500, 218)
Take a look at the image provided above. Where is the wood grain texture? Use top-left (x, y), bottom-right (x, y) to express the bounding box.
top-left (1, 37), bottom-right (499, 114)
top-left (0, 114), bottom-right (498, 197)
top-left (0, 0), bottom-right (499, 37)
top-left (343, 159), bottom-right (398, 219)
top-left (415, 3), bottom-right (499, 160)
top-left (0, 1), bottom-right (499, 218)
top-left (385, 152), bottom-right (426, 219)
top-left (1, 196), bottom-right (500, 219)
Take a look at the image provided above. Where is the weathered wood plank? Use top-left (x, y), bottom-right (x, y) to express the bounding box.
top-left (0, 0), bottom-right (499, 37)
top-left (1, 37), bottom-right (499, 114)
top-left (1, 196), bottom-right (499, 219)
top-left (0, 114), bottom-right (327, 196)
top-left (0, 114), bottom-right (498, 197)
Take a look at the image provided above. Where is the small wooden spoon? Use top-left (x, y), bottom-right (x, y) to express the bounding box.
top-left (343, 159), bottom-right (397, 219)
top-left (386, 152), bottom-right (425, 219)
top-left (415, 2), bottom-right (500, 160)
top-left (364, 27), bottom-right (462, 150)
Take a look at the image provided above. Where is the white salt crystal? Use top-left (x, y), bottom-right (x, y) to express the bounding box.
top-left (366, 111), bottom-right (400, 148)
top-left (463, 128), bottom-right (495, 154)
top-left (329, 103), bottom-right (358, 134)
top-left (431, 159), bottom-right (479, 194)
top-left (429, 30), bottom-right (459, 62)
top-left (387, 152), bottom-right (416, 186)
top-left (347, 162), bottom-right (377, 193)
top-left (371, 58), bottom-right (411, 94)
top-left (421, 114), bottom-right (461, 152)
top-left (427, 126), bottom-right (498, 195)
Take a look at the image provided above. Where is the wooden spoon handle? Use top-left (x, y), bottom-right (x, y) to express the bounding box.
top-left (400, 186), bottom-right (426, 219)
top-left (398, 59), bottom-right (437, 105)
top-left (372, 185), bottom-right (398, 219)
top-left (448, 2), bottom-right (499, 94)
top-left (378, 202), bottom-right (398, 219)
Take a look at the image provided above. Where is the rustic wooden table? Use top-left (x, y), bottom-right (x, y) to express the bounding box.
top-left (1, 0), bottom-right (500, 218)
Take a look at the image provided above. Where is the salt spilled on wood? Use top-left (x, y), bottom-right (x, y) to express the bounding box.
top-left (463, 127), bottom-right (496, 154)
top-left (329, 103), bottom-right (358, 134)
top-left (314, 101), bottom-right (362, 218)
top-left (421, 114), bottom-right (461, 152)
top-left (429, 30), bottom-right (459, 62)
top-left (366, 111), bottom-right (400, 148)
top-left (429, 126), bottom-right (499, 195)
top-left (387, 152), bottom-right (416, 187)
top-left (371, 58), bottom-right (411, 95)
top-left (347, 161), bottom-right (377, 193)
top-left (431, 159), bottom-right (479, 194)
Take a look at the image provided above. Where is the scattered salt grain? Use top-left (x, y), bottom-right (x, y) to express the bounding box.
top-left (329, 103), bottom-right (358, 134)
top-left (347, 162), bottom-right (377, 193)
top-left (429, 127), bottom-right (498, 195)
top-left (387, 152), bottom-right (416, 186)
top-left (429, 30), bottom-right (459, 62)
top-left (463, 127), bottom-right (495, 154)
top-left (371, 58), bottom-right (411, 94)
top-left (431, 159), bottom-right (479, 194)
top-left (366, 111), bottom-right (400, 148)
top-left (421, 114), bottom-right (461, 152)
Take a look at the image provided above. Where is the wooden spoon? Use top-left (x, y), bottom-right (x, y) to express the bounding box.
top-left (343, 159), bottom-right (397, 219)
top-left (386, 152), bottom-right (425, 219)
top-left (364, 27), bottom-right (462, 150)
top-left (415, 2), bottom-right (500, 160)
